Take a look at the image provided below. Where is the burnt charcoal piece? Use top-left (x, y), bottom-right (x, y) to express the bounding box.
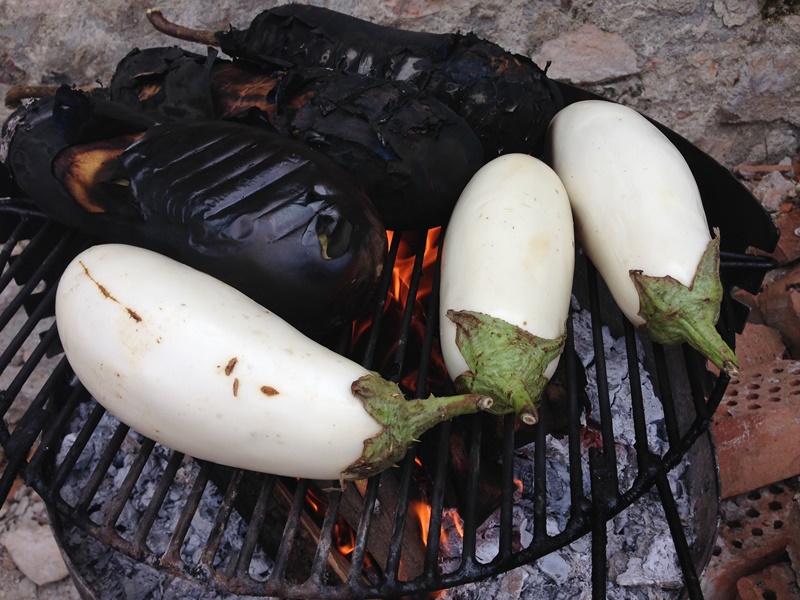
top-left (148, 5), bottom-right (563, 158)
top-left (108, 47), bottom-right (484, 231)
top-left (2, 91), bottom-right (387, 337)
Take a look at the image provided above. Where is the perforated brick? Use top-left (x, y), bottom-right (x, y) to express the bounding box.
top-left (712, 360), bottom-right (800, 499)
top-left (736, 561), bottom-right (800, 599)
top-left (702, 478), bottom-right (800, 600)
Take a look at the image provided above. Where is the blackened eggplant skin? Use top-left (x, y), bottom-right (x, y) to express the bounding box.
top-left (108, 46), bottom-right (484, 231)
top-left (3, 94), bottom-right (387, 337)
top-left (152, 4), bottom-right (563, 158)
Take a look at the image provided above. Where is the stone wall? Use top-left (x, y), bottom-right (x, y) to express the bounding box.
top-left (1, 0), bottom-right (798, 168)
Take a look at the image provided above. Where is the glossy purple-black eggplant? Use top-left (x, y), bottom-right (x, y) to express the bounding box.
top-left (147, 5), bottom-right (563, 158)
top-left (107, 46), bottom-right (484, 231)
top-left (1, 90), bottom-right (387, 337)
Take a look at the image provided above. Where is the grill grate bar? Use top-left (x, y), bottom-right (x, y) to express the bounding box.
top-left (234, 474), bottom-right (276, 576)
top-left (0, 321), bottom-right (61, 423)
top-left (652, 343), bottom-right (682, 448)
top-left (306, 487), bottom-right (343, 583)
top-left (359, 233), bottom-right (401, 369)
top-left (0, 215), bottom-right (31, 271)
top-left (586, 262), bottom-right (620, 491)
top-left (532, 395), bottom-right (549, 542)
top-left (346, 475), bottom-right (381, 587)
top-left (458, 413), bottom-right (482, 569)
top-left (103, 437), bottom-right (157, 527)
top-left (564, 319), bottom-right (588, 521)
top-left (422, 419), bottom-right (452, 579)
top-left (0, 276), bottom-right (58, 391)
top-left (383, 449), bottom-right (417, 586)
top-left (26, 380), bottom-right (89, 476)
top-left (201, 468), bottom-right (245, 568)
top-left (0, 219), bottom-right (54, 297)
top-left (269, 478), bottom-right (310, 586)
top-left (623, 318), bottom-right (653, 468)
top-left (51, 401), bottom-right (106, 492)
top-left (0, 355), bottom-right (69, 501)
top-left (131, 449), bottom-right (185, 550)
top-left (74, 421), bottom-right (130, 514)
top-left (654, 469), bottom-right (702, 599)
top-left (497, 414), bottom-right (516, 561)
top-left (163, 460), bottom-right (212, 564)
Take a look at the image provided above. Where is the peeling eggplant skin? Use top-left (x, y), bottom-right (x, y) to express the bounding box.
top-left (108, 47), bottom-right (484, 230)
top-left (4, 99), bottom-right (387, 337)
top-left (1, 98), bottom-right (101, 230)
top-left (214, 3), bottom-right (563, 157)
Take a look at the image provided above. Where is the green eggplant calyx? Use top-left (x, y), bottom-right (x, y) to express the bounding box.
top-left (631, 232), bottom-right (739, 377)
top-left (340, 372), bottom-right (493, 482)
top-left (448, 309), bottom-right (565, 426)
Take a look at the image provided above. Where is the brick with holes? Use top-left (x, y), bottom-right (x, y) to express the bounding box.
top-left (735, 562), bottom-right (800, 600)
top-left (702, 479), bottom-right (799, 600)
top-left (712, 359), bottom-right (800, 498)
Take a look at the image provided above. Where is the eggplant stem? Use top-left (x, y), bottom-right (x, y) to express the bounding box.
top-left (146, 9), bottom-right (219, 47)
top-left (5, 85), bottom-right (93, 109)
top-left (341, 373), bottom-right (493, 481)
top-left (631, 233), bottom-right (739, 377)
top-left (449, 309), bottom-right (564, 425)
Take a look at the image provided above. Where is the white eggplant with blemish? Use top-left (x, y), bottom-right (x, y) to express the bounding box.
top-left (546, 99), bottom-right (738, 376)
top-left (54, 244), bottom-right (492, 482)
top-left (439, 154), bottom-right (575, 425)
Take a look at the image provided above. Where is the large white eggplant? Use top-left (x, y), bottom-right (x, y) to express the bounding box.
top-left (439, 154), bottom-right (575, 425)
top-left (55, 244), bottom-right (492, 482)
top-left (546, 99), bottom-right (738, 375)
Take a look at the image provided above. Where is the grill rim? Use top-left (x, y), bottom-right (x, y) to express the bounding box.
top-left (0, 198), bottom-right (768, 598)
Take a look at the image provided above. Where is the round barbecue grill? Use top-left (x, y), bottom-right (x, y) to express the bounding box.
top-left (0, 91), bottom-right (779, 599)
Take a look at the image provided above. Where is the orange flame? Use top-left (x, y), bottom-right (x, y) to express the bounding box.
top-left (349, 227), bottom-right (449, 395)
top-left (305, 487), bottom-right (357, 557)
top-left (513, 478), bottom-right (524, 501)
top-left (410, 500), bottom-right (433, 547)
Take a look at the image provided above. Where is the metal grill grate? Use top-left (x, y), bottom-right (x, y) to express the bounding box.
top-left (0, 187), bottom-right (777, 598)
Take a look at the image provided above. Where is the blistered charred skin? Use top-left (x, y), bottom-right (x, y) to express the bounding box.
top-left (4, 92), bottom-right (387, 337)
top-left (108, 47), bottom-right (484, 231)
top-left (148, 5), bottom-right (563, 157)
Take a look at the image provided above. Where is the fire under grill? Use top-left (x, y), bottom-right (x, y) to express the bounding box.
top-left (0, 123), bottom-right (780, 598)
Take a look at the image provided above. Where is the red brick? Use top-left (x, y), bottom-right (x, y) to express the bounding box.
top-left (736, 562), bottom-right (800, 599)
top-left (770, 209), bottom-right (800, 265)
top-left (702, 479), bottom-right (799, 600)
top-left (758, 265), bottom-right (800, 356)
top-left (712, 360), bottom-right (800, 499)
top-left (787, 494), bottom-right (800, 584)
top-left (735, 323), bottom-right (786, 371)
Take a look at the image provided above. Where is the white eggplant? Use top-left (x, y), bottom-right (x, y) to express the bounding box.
top-left (55, 244), bottom-right (492, 482)
top-left (439, 154), bottom-right (575, 425)
top-left (546, 100), bottom-right (737, 375)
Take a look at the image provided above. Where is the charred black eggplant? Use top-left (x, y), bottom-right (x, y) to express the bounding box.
top-left (147, 5), bottom-right (563, 158)
top-left (2, 90), bottom-right (387, 337)
top-left (107, 46), bottom-right (484, 231)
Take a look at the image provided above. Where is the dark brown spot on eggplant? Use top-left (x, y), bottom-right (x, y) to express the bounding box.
top-left (79, 261), bottom-right (118, 302)
top-left (233, 378), bottom-right (239, 397)
top-left (127, 308), bottom-right (142, 322)
top-left (260, 385), bottom-right (279, 396)
top-left (225, 357), bottom-right (238, 376)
